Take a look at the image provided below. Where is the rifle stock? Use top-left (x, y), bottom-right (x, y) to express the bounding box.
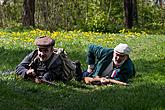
top-left (84, 77), bottom-right (129, 86)
top-left (35, 77), bottom-right (56, 85)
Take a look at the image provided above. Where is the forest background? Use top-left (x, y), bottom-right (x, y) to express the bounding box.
top-left (0, 0), bottom-right (165, 33)
top-left (0, 0), bottom-right (165, 110)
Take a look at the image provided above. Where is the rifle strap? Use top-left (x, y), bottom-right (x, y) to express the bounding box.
top-left (29, 50), bottom-right (38, 67)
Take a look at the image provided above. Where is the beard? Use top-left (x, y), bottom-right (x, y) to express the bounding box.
top-left (112, 56), bottom-right (127, 67)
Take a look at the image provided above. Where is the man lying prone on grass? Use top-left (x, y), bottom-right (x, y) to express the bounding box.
top-left (15, 36), bottom-right (73, 84)
top-left (81, 43), bottom-right (135, 86)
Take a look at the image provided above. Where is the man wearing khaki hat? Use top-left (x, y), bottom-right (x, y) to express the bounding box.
top-left (82, 44), bottom-right (135, 85)
top-left (16, 36), bottom-right (72, 84)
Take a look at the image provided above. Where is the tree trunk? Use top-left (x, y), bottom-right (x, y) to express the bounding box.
top-left (132, 0), bottom-right (138, 25)
top-left (41, 0), bottom-right (49, 28)
top-left (0, 5), bottom-right (4, 27)
top-left (124, 0), bottom-right (133, 29)
top-left (106, 0), bottom-right (111, 22)
top-left (22, 0), bottom-right (35, 27)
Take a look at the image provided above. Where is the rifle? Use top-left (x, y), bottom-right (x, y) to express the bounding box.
top-left (84, 77), bottom-right (129, 86)
top-left (41, 79), bottom-right (56, 85)
top-left (28, 54), bottom-right (56, 85)
top-left (35, 76), bottom-right (56, 85)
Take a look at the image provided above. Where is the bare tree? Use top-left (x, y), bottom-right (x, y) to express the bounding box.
top-left (132, 0), bottom-right (138, 25)
top-left (124, 0), bottom-right (133, 29)
top-left (124, 0), bottom-right (138, 29)
top-left (22, 0), bottom-right (35, 27)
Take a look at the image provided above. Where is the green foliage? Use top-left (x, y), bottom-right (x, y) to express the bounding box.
top-left (84, 3), bottom-right (107, 32)
top-left (137, 1), bottom-right (165, 33)
top-left (0, 0), bottom-right (164, 33)
top-left (0, 1), bottom-right (22, 27)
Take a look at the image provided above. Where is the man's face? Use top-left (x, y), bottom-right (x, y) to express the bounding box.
top-left (37, 46), bottom-right (53, 61)
top-left (113, 51), bottom-right (128, 66)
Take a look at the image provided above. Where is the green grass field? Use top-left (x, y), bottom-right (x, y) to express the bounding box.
top-left (0, 29), bottom-right (165, 110)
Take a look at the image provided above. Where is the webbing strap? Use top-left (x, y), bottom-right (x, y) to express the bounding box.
top-left (47, 48), bottom-right (63, 69)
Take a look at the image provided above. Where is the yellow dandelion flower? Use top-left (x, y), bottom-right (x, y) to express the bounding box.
top-left (51, 32), bottom-right (59, 38)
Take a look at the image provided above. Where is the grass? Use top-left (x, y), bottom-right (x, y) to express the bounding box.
top-left (0, 29), bottom-right (165, 110)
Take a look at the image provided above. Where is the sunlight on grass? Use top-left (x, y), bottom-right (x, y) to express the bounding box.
top-left (0, 29), bottom-right (147, 49)
top-left (0, 29), bottom-right (165, 110)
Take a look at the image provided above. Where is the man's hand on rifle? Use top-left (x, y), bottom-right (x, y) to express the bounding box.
top-left (34, 76), bottom-right (56, 85)
top-left (35, 77), bottom-right (43, 84)
top-left (26, 69), bottom-right (36, 77)
top-left (100, 77), bottom-right (109, 83)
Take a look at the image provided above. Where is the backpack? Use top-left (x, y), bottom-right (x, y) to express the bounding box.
top-left (30, 48), bottom-right (82, 81)
top-left (49, 48), bottom-right (82, 81)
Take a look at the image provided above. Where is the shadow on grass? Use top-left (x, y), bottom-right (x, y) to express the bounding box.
top-left (0, 76), bottom-right (165, 110)
top-left (0, 46), bottom-right (165, 110)
top-left (0, 46), bottom-right (88, 71)
top-left (67, 48), bottom-right (87, 70)
top-left (0, 47), bottom-right (32, 71)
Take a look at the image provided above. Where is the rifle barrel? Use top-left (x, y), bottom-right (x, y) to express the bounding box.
top-left (41, 79), bottom-right (56, 85)
top-left (84, 77), bottom-right (129, 86)
top-left (108, 79), bottom-right (129, 86)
